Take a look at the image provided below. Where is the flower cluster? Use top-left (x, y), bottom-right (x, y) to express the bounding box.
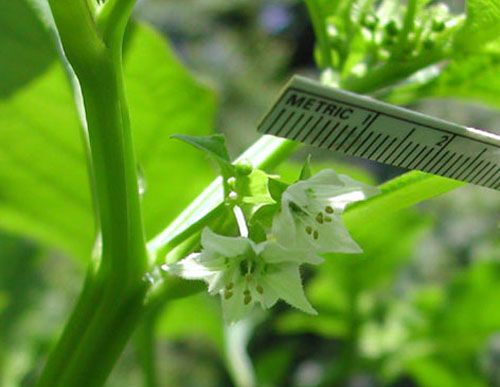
top-left (163, 169), bottom-right (379, 322)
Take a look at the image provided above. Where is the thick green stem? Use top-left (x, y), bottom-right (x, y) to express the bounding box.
top-left (305, 0), bottom-right (333, 69)
top-left (135, 314), bottom-right (159, 387)
top-left (39, 1), bottom-right (149, 385)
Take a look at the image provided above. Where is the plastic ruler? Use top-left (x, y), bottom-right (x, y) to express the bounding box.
top-left (258, 76), bottom-right (500, 191)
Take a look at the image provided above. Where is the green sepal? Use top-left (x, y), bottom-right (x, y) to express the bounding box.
top-left (172, 133), bottom-right (235, 183)
top-left (299, 155), bottom-right (312, 181)
top-left (249, 203), bottom-right (280, 233)
top-left (248, 222), bottom-right (268, 243)
top-left (236, 169), bottom-right (275, 205)
top-left (268, 178), bottom-right (289, 203)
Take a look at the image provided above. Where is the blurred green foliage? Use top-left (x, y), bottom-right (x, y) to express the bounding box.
top-left (0, 0), bottom-right (499, 386)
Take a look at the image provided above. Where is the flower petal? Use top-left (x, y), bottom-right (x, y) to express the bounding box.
top-left (162, 253), bottom-right (214, 281)
top-left (221, 281), bottom-right (254, 323)
top-left (261, 263), bottom-right (317, 315)
top-left (201, 228), bottom-right (250, 257)
top-left (313, 215), bottom-right (362, 253)
top-left (260, 241), bottom-right (324, 265)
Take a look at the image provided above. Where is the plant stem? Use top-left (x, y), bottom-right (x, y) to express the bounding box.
top-left (304, 0), bottom-right (333, 70)
top-left (39, 1), bottom-right (150, 385)
top-left (135, 314), bottom-right (159, 387)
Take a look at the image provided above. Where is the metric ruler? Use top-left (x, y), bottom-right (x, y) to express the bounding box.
top-left (258, 76), bottom-right (500, 191)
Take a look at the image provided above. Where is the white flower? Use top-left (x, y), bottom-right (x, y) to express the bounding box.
top-left (163, 228), bottom-right (322, 323)
top-left (272, 169), bottom-right (379, 254)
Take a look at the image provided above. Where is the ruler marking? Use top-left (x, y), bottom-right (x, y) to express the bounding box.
top-left (407, 145), bottom-right (427, 169)
top-left (360, 133), bottom-right (382, 158)
top-left (471, 161), bottom-right (492, 184)
top-left (267, 109), bottom-right (286, 134)
top-left (291, 115), bottom-right (314, 140)
top-left (318, 122), bottom-right (339, 147)
top-left (344, 127), bottom-right (367, 153)
top-left (428, 150), bottom-right (450, 173)
top-left (274, 111), bottom-right (296, 136)
top-left (378, 137), bottom-right (398, 161)
top-left (319, 122), bottom-right (341, 147)
top-left (312, 120), bottom-right (333, 145)
top-left (259, 77), bottom-right (500, 190)
top-left (393, 141), bottom-right (414, 166)
top-left (494, 176), bottom-right (500, 189)
top-left (421, 135), bottom-right (456, 170)
top-left (327, 123), bottom-right (350, 148)
top-left (414, 147), bottom-right (435, 170)
top-left (400, 143), bottom-right (420, 168)
top-left (344, 114), bottom-right (378, 154)
top-left (479, 164), bottom-right (498, 185)
top-left (452, 156), bottom-right (471, 179)
top-left (486, 170), bottom-right (500, 187)
top-left (458, 149), bottom-right (487, 181)
top-left (353, 131), bottom-right (375, 156)
top-left (387, 128), bottom-right (416, 165)
top-left (334, 126), bottom-right (358, 150)
top-left (368, 135), bottom-right (389, 159)
top-left (435, 152), bottom-right (456, 175)
top-left (283, 113), bottom-right (305, 138)
top-left (301, 116), bottom-right (324, 142)
top-left (463, 159), bottom-right (486, 181)
top-left (287, 87), bottom-right (498, 148)
top-left (478, 163), bottom-right (496, 184)
top-left (443, 154), bottom-right (463, 176)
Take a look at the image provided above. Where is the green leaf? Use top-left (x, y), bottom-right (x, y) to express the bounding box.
top-left (299, 155), bottom-right (312, 180)
top-left (387, 41), bottom-right (500, 109)
top-left (0, 3), bottom-right (216, 262)
top-left (343, 171), bottom-right (464, 231)
top-left (171, 134), bottom-right (231, 165)
top-left (236, 169), bottom-right (274, 205)
top-left (0, 1), bottom-right (56, 98)
top-left (455, 0), bottom-right (500, 49)
top-left (267, 178), bottom-right (288, 203)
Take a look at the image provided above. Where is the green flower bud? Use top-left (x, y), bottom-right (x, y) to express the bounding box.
top-left (384, 20), bottom-right (399, 36)
top-left (235, 159), bottom-right (253, 176)
top-left (362, 14), bottom-right (378, 31)
top-left (431, 19), bottom-right (446, 32)
top-left (423, 38), bottom-right (434, 50)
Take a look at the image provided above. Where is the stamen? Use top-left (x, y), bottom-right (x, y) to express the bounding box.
top-left (324, 216), bottom-right (332, 223)
top-left (313, 230), bottom-right (319, 240)
top-left (316, 212), bottom-right (324, 224)
top-left (224, 290), bottom-right (233, 299)
top-left (226, 282), bottom-right (234, 290)
top-left (256, 285), bottom-right (264, 294)
top-left (245, 274), bottom-right (253, 283)
top-left (244, 294), bottom-right (252, 305)
top-left (305, 226), bottom-right (313, 235)
top-left (325, 206), bottom-right (334, 214)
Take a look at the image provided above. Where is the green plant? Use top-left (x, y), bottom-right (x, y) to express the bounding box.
top-left (0, 0), bottom-right (498, 386)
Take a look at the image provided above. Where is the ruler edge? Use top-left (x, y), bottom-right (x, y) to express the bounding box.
top-left (256, 75), bottom-right (500, 191)
top-left (258, 75), bottom-right (500, 149)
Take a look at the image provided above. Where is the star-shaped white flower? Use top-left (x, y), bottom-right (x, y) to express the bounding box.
top-left (163, 228), bottom-right (322, 323)
top-left (272, 169), bottom-right (379, 254)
